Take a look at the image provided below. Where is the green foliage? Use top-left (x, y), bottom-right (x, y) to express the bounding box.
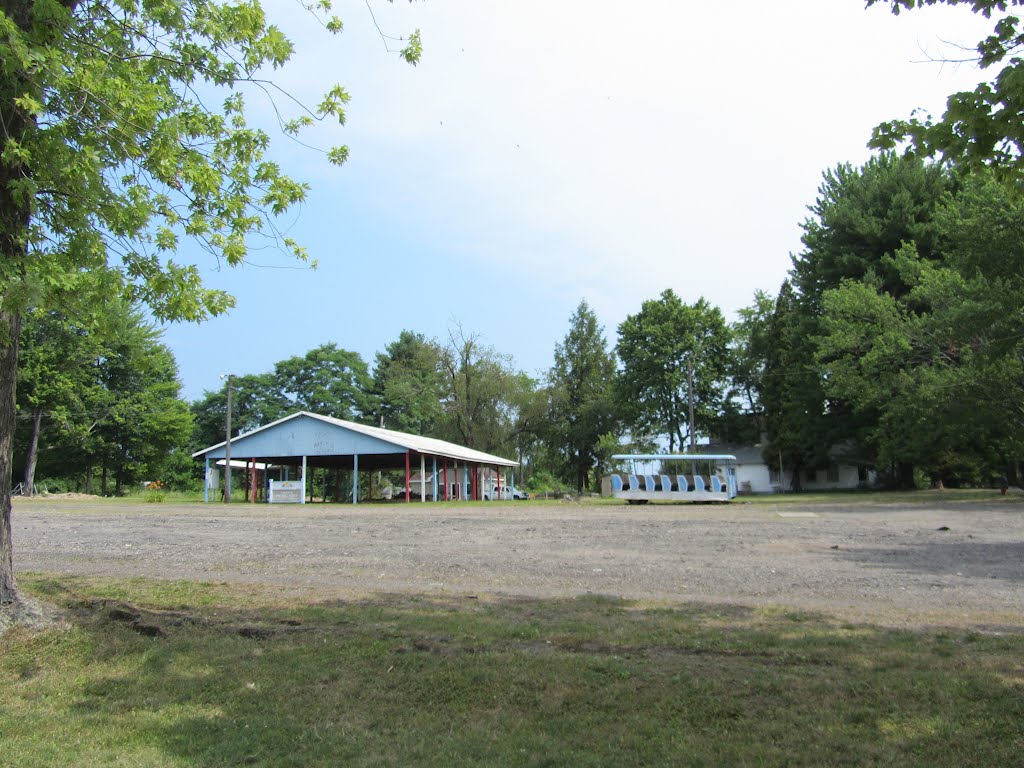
top-left (15, 299), bottom-right (193, 495)
top-left (759, 281), bottom-right (834, 488)
top-left (15, 305), bottom-right (105, 491)
top-left (616, 290), bottom-right (730, 452)
top-left (792, 153), bottom-right (954, 306)
top-left (767, 154), bottom-right (956, 487)
top-left (372, 330), bottom-right (446, 434)
top-left (273, 343), bottom-right (376, 420)
top-left (88, 305), bottom-right (194, 494)
top-left (546, 300), bottom-right (620, 492)
top-left (814, 170), bottom-right (1024, 485)
top-left (436, 325), bottom-right (522, 455)
top-left (190, 371), bottom-right (289, 452)
top-left (4, 0), bottom-right (317, 320)
top-left (868, 0), bottom-right (1024, 182)
top-left (717, 290), bottom-right (775, 444)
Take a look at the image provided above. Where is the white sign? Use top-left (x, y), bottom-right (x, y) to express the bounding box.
top-left (269, 480), bottom-right (303, 504)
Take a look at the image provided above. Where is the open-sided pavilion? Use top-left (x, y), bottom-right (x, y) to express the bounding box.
top-left (193, 411), bottom-right (519, 504)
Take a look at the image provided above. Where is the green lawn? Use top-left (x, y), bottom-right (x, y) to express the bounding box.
top-left (2, 574), bottom-right (1022, 767)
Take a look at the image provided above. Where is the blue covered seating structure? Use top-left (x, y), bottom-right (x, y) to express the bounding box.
top-left (604, 454), bottom-right (738, 504)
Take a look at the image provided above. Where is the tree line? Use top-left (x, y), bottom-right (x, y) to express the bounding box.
top-left (13, 295), bottom-right (729, 496)
top-left (23, 159), bottom-right (1022, 498)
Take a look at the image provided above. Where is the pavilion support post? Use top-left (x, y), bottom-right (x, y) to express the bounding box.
top-left (405, 451), bottom-right (411, 503)
top-left (432, 457), bottom-right (438, 502)
top-left (353, 454), bottom-right (359, 504)
top-left (443, 460), bottom-right (448, 501)
top-left (204, 458), bottom-right (210, 502)
top-left (420, 454), bottom-right (426, 502)
top-left (472, 463), bottom-right (478, 500)
top-left (301, 456), bottom-right (307, 504)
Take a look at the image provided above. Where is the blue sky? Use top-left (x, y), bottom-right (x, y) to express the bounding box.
top-left (162, 0), bottom-right (994, 402)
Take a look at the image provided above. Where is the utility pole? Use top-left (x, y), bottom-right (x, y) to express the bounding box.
top-left (688, 361), bottom-right (697, 476)
top-left (223, 374), bottom-right (234, 503)
top-left (687, 362), bottom-right (696, 452)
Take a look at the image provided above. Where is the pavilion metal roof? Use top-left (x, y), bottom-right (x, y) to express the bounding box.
top-left (193, 411), bottom-right (518, 468)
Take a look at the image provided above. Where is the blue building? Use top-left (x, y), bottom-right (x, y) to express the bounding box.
top-left (194, 411), bottom-right (518, 504)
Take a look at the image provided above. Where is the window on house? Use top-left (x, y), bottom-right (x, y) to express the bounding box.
top-left (805, 468), bottom-right (817, 482)
top-left (827, 464), bottom-right (840, 483)
top-left (769, 468), bottom-right (781, 484)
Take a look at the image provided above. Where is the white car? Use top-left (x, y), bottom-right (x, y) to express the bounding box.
top-left (482, 484), bottom-right (529, 500)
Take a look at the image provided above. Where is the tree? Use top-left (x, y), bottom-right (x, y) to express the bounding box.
top-left (546, 300), bottom-right (619, 492)
top-left (931, 173), bottom-right (1024, 478)
top-left (372, 330), bottom-right (446, 434)
top-left (775, 153), bottom-right (955, 487)
top-left (273, 343), bottom-right (376, 421)
top-left (0, 0), bottom-right (420, 604)
top-left (15, 306), bottom-right (102, 494)
top-left (616, 290), bottom-right (730, 452)
top-left (438, 325), bottom-right (519, 455)
top-left (868, 0), bottom-right (1024, 182)
top-left (716, 290), bottom-right (774, 445)
top-left (15, 300), bottom-right (194, 494)
top-left (759, 281), bottom-right (832, 491)
top-left (792, 153), bottom-right (954, 307)
top-left (817, 173), bottom-right (1024, 485)
top-left (190, 371), bottom-right (286, 453)
top-left (88, 313), bottom-right (194, 495)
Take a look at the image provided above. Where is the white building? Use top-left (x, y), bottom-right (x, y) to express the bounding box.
top-left (708, 443), bottom-right (871, 494)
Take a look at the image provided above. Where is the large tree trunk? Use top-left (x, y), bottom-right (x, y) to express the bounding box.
top-left (1, 0), bottom-right (78, 608)
top-left (1, 0), bottom-right (45, 607)
top-left (0, 311), bottom-right (23, 604)
top-left (23, 409), bottom-right (42, 496)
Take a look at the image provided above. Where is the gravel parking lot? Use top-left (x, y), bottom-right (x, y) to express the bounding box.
top-left (12, 496), bottom-right (1024, 629)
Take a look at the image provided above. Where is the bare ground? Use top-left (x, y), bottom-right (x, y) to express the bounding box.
top-left (10, 495), bottom-right (1024, 630)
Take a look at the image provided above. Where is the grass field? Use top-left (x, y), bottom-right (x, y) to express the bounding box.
top-left (3, 574), bottom-right (1022, 767)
